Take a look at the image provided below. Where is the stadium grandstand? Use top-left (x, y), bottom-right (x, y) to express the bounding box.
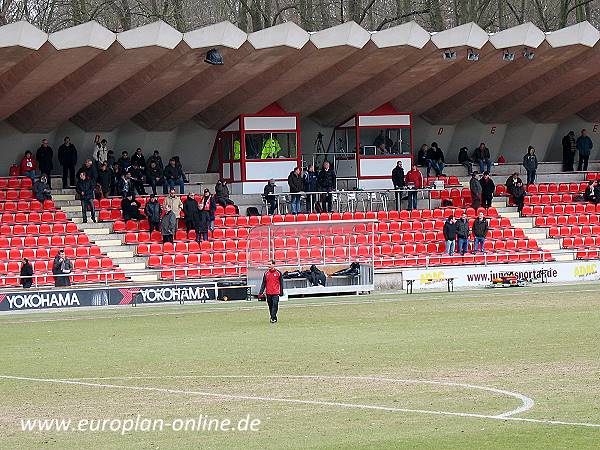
top-left (1, 18), bottom-right (600, 298)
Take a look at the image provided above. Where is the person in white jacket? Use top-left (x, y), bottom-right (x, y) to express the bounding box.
top-left (94, 139), bottom-right (109, 164)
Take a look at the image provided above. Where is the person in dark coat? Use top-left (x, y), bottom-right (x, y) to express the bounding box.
top-left (577, 129), bottom-right (593, 171)
top-left (456, 213), bottom-right (470, 255)
top-left (121, 193), bottom-right (144, 221)
top-left (76, 159), bottom-right (98, 186)
top-left (479, 171), bottom-right (495, 208)
top-left (117, 151), bottom-right (131, 173)
top-left (317, 161), bottom-right (336, 213)
top-left (562, 131), bottom-right (576, 172)
top-left (183, 193), bottom-right (201, 233)
top-left (33, 175), bottom-right (52, 202)
top-left (472, 211), bottom-right (488, 253)
top-left (96, 163), bottom-right (112, 198)
top-left (512, 180), bottom-right (526, 214)
top-left (523, 146), bottom-right (538, 185)
top-left (470, 172), bottom-right (482, 209)
top-left (20, 258), bottom-right (34, 289)
top-left (303, 165), bottom-right (318, 213)
top-left (75, 171), bottom-right (96, 223)
top-left (144, 194), bottom-right (162, 232)
top-left (263, 179), bottom-right (277, 215)
top-left (458, 147), bottom-right (473, 175)
top-left (416, 144), bottom-right (428, 167)
top-left (52, 250), bottom-right (72, 287)
top-left (443, 216), bottom-right (457, 256)
top-left (146, 160), bottom-right (166, 195)
top-left (58, 136), bottom-right (77, 188)
top-left (110, 163), bottom-right (121, 196)
top-left (161, 204), bottom-right (177, 243)
top-left (128, 163), bottom-right (147, 195)
top-left (214, 179), bottom-right (236, 209)
top-left (584, 181), bottom-right (598, 203)
top-left (131, 148), bottom-right (146, 168)
top-left (163, 158), bottom-right (186, 194)
top-left (36, 138), bottom-right (54, 182)
top-left (391, 161), bottom-right (405, 211)
top-left (148, 150), bottom-right (163, 172)
top-left (473, 143), bottom-right (492, 174)
top-left (287, 167), bottom-right (304, 214)
top-left (505, 172), bottom-right (523, 197)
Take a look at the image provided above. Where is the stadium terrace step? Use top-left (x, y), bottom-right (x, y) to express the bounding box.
top-left (552, 252), bottom-right (574, 261)
top-left (187, 172), bottom-right (220, 185)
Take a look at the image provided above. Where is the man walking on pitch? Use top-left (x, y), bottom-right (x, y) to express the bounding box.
top-left (259, 260), bottom-right (284, 324)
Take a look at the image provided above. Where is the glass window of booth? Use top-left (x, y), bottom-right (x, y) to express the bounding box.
top-left (359, 128), bottom-right (410, 156)
top-left (221, 132), bottom-right (241, 161)
top-left (333, 128), bottom-right (357, 156)
top-left (245, 132), bottom-right (298, 160)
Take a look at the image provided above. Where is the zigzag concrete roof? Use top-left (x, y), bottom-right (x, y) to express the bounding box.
top-left (0, 19), bottom-right (599, 132)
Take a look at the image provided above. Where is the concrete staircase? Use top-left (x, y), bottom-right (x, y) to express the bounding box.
top-left (492, 197), bottom-right (574, 262)
top-left (51, 188), bottom-right (156, 283)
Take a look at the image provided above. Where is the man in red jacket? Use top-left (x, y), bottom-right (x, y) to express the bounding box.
top-left (405, 164), bottom-right (423, 211)
top-left (259, 260), bottom-right (284, 323)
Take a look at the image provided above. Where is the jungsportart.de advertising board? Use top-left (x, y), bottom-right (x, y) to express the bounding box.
top-left (398, 260), bottom-right (600, 291)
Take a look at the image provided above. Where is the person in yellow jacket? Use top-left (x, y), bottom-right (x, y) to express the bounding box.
top-left (233, 140), bottom-right (241, 160)
top-left (261, 135), bottom-right (282, 159)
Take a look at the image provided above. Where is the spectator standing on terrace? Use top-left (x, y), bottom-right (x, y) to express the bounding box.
top-left (76, 171), bottom-right (96, 223)
top-left (287, 167), bottom-right (304, 214)
top-left (97, 163), bottom-right (111, 198)
top-left (52, 249), bottom-right (72, 287)
top-left (456, 213), bottom-right (470, 255)
top-left (458, 147), bottom-right (473, 175)
top-left (33, 175), bottom-right (52, 202)
top-left (473, 143), bottom-right (492, 174)
top-left (317, 161), bottom-right (336, 213)
top-left (391, 161), bottom-right (405, 211)
top-left (121, 193), bottom-right (144, 222)
top-left (144, 194), bottom-right (162, 233)
top-left (164, 158), bottom-right (186, 194)
top-left (263, 179), bottom-right (277, 215)
top-left (110, 164), bottom-right (121, 196)
top-left (116, 171), bottom-right (132, 198)
top-left (117, 151), bottom-right (131, 173)
top-left (215, 179), bottom-right (235, 210)
top-left (58, 137), bottom-right (77, 189)
top-left (164, 188), bottom-right (183, 218)
top-left (480, 171), bottom-right (495, 208)
top-left (106, 150), bottom-right (116, 168)
top-left (513, 180), bottom-right (526, 215)
top-left (161, 204), bottom-right (177, 243)
top-left (146, 160), bottom-right (166, 195)
top-left (562, 131), bottom-right (576, 172)
top-left (20, 258), bottom-right (34, 289)
top-left (259, 260), bottom-right (284, 324)
top-left (183, 193), bottom-right (200, 233)
top-left (36, 138), bottom-right (53, 183)
top-left (405, 164), bottom-right (423, 211)
top-left (577, 129), bottom-right (593, 171)
top-left (303, 165), bottom-right (318, 213)
top-left (199, 189), bottom-right (216, 239)
top-left (443, 215), bottom-right (457, 256)
top-left (20, 151), bottom-right (36, 180)
top-left (505, 172), bottom-right (523, 197)
top-left (131, 148), bottom-right (146, 168)
top-left (584, 181), bottom-right (598, 203)
top-left (523, 146), bottom-right (538, 185)
top-left (470, 172), bottom-right (482, 209)
top-left (472, 212), bottom-right (488, 253)
top-left (129, 162), bottom-right (147, 196)
top-left (77, 159), bottom-right (98, 186)
top-left (94, 139), bottom-right (109, 165)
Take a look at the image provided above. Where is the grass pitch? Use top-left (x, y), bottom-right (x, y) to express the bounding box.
top-left (1, 283), bottom-right (600, 449)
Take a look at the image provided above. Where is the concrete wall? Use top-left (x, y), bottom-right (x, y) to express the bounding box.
top-left (2, 114), bottom-right (600, 176)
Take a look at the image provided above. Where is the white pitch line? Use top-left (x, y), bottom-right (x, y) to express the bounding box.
top-left (3, 374), bottom-right (598, 428)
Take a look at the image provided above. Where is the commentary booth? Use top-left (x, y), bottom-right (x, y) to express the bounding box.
top-left (332, 104), bottom-right (413, 190)
top-left (215, 103), bottom-right (301, 195)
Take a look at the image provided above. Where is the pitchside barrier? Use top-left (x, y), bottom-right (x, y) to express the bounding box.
top-left (378, 258), bottom-right (600, 292)
top-left (246, 220), bottom-right (376, 297)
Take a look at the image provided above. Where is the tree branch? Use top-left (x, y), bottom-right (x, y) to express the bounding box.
top-left (376, 9), bottom-right (431, 30)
